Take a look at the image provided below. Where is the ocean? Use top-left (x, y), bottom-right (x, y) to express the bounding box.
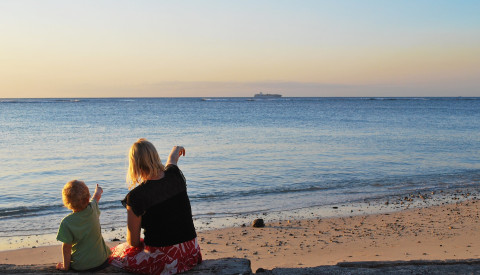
top-left (1, 97), bottom-right (479, 250)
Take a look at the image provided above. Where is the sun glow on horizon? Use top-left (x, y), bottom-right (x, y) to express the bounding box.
top-left (1, 1), bottom-right (479, 98)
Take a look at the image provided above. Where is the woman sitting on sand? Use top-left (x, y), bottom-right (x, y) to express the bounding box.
top-left (109, 138), bottom-right (202, 274)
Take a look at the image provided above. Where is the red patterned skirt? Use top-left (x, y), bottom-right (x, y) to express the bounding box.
top-left (109, 238), bottom-right (202, 275)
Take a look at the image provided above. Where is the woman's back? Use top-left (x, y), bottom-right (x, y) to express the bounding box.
top-left (143, 189), bottom-right (196, 246)
top-left (122, 164), bottom-right (197, 247)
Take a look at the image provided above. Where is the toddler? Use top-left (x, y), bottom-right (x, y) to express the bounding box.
top-left (56, 180), bottom-right (111, 271)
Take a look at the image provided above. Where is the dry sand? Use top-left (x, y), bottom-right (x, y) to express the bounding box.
top-left (1, 196), bottom-right (480, 272)
top-left (199, 199), bottom-right (480, 271)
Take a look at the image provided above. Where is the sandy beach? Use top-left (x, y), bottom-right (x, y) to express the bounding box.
top-left (1, 192), bottom-right (479, 273)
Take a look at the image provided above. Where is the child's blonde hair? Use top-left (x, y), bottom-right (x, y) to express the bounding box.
top-left (127, 138), bottom-right (165, 189)
top-left (62, 180), bottom-right (90, 211)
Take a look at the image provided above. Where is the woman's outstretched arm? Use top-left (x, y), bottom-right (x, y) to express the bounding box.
top-left (165, 146), bottom-right (185, 166)
top-left (126, 206), bottom-right (142, 247)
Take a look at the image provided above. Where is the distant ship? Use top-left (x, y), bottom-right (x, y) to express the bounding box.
top-left (254, 92), bottom-right (282, 98)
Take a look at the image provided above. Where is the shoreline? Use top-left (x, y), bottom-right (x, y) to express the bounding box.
top-left (1, 189), bottom-right (480, 271)
top-left (0, 187), bottom-right (477, 251)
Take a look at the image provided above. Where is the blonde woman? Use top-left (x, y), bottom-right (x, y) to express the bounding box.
top-left (109, 138), bottom-right (202, 274)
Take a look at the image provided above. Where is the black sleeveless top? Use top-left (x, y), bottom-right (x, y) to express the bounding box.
top-left (122, 165), bottom-right (197, 247)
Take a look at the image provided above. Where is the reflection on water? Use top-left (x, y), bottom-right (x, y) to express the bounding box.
top-left (1, 97), bottom-right (480, 242)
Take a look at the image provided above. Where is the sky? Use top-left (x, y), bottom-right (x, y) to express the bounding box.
top-left (1, 1), bottom-right (479, 98)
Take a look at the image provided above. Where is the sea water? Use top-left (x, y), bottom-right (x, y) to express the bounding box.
top-left (1, 97), bottom-right (479, 249)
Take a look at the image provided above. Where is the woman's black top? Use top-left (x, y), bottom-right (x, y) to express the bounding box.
top-left (122, 164), bottom-right (197, 247)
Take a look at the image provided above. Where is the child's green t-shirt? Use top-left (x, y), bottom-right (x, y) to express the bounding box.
top-left (56, 199), bottom-right (112, 271)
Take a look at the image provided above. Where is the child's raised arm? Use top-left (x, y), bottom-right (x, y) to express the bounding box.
top-left (92, 184), bottom-right (103, 202)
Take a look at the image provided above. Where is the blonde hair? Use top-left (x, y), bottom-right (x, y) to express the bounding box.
top-left (62, 180), bottom-right (90, 211)
top-left (127, 138), bottom-right (165, 189)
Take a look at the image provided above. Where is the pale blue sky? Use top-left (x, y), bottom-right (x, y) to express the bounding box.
top-left (1, 1), bottom-right (479, 97)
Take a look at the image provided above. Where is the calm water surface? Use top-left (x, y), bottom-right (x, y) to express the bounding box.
top-left (1, 97), bottom-right (479, 244)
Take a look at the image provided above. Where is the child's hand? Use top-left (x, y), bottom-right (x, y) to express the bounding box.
top-left (56, 262), bottom-right (67, 270)
top-left (93, 184), bottom-right (103, 202)
top-left (95, 184), bottom-right (103, 196)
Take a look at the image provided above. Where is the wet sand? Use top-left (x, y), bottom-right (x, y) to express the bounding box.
top-left (1, 193), bottom-right (480, 272)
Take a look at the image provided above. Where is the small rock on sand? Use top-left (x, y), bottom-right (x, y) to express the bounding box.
top-left (252, 219), bottom-right (265, 228)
